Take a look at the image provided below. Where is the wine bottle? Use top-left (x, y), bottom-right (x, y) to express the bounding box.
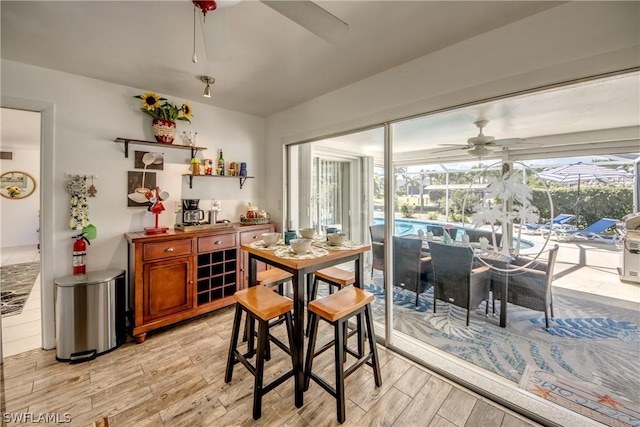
top-left (218, 150), bottom-right (225, 176)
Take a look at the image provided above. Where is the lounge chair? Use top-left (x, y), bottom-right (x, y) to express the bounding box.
top-left (523, 214), bottom-right (575, 233)
top-left (549, 218), bottom-right (618, 242)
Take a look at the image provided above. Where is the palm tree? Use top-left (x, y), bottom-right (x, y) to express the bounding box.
top-left (417, 169), bottom-right (430, 213)
top-left (373, 174), bottom-right (383, 199)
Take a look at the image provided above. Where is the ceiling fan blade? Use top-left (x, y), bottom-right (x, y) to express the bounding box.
top-left (493, 138), bottom-right (525, 147)
top-left (200, 8), bottom-right (231, 61)
top-left (430, 145), bottom-right (468, 154)
top-left (261, 0), bottom-right (348, 44)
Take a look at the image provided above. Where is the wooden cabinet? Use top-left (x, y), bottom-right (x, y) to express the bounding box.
top-left (126, 224), bottom-right (274, 343)
top-left (238, 225), bottom-right (275, 290)
top-left (143, 256), bottom-right (193, 323)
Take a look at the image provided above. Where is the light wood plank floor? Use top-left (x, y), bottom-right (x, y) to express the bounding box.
top-left (0, 305), bottom-right (541, 426)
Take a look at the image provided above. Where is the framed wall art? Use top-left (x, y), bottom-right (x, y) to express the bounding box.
top-left (127, 171), bottom-right (156, 207)
top-left (0, 171), bottom-right (36, 199)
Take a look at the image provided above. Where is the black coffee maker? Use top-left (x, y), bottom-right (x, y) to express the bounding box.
top-left (182, 199), bottom-right (205, 225)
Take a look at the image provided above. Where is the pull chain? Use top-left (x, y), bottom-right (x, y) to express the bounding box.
top-left (192, 5), bottom-right (198, 63)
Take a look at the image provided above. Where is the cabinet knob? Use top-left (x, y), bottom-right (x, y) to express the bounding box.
top-left (165, 247), bottom-right (175, 252)
top-left (253, 235), bottom-right (259, 239)
top-left (215, 240), bottom-right (223, 245)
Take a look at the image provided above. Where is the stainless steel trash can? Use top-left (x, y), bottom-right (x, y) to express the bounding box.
top-left (55, 269), bottom-right (126, 362)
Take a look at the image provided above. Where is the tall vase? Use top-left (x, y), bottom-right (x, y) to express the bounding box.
top-left (152, 118), bottom-right (176, 144)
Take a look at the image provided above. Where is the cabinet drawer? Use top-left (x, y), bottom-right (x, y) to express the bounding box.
top-left (143, 239), bottom-right (193, 261)
top-left (198, 233), bottom-right (237, 252)
top-left (240, 227), bottom-right (273, 244)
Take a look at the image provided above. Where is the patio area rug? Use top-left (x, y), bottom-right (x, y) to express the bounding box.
top-left (1, 261), bottom-right (40, 317)
top-left (520, 366), bottom-right (640, 426)
top-left (364, 277), bottom-right (640, 426)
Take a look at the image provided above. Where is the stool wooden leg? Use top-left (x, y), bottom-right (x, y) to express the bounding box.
top-left (225, 304), bottom-right (243, 383)
top-left (285, 312), bottom-right (294, 363)
top-left (356, 313), bottom-right (364, 357)
top-left (304, 312), bottom-right (319, 391)
top-left (364, 305), bottom-right (382, 387)
top-left (306, 276), bottom-right (320, 337)
top-left (335, 319), bottom-right (346, 424)
top-left (253, 319), bottom-right (269, 420)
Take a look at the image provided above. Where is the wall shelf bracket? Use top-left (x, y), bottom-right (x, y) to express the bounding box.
top-left (182, 174), bottom-right (254, 189)
top-left (114, 138), bottom-right (205, 158)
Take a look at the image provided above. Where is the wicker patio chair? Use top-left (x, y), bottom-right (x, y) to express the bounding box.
top-left (429, 242), bottom-right (491, 326)
top-left (493, 244), bottom-right (559, 328)
top-left (392, 235), bottom-right (432, 307)
top-left (369, 224), bottom-right (385, 278)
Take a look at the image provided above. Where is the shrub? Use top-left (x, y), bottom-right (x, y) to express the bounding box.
top-left (531, 186), bottom-right (632, 227)
top-left (400, 203), bottom-right (415, 218)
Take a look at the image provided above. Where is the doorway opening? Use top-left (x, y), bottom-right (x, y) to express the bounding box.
top-left (1, 107), bottom-right (42, 358)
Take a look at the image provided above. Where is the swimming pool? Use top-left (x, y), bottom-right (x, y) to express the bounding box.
top-left (372, 217), bottom-right (535, 250)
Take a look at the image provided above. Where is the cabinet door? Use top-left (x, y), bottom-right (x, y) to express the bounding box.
top-left (142, 256), bottom-right (194, 323)
top-left (239, 226), bottom-right (274, 289)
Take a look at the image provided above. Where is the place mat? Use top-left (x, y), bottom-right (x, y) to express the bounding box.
top-left (248, 240), bottom-right (285, 250)
top-left (313, 240), bottom-right (365, 250)
top-left (274, 246), bottom-right (329, 260)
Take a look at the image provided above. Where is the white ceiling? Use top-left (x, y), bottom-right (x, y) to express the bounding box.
top-left (1, 0), bottom-right (562, 117)
top-left (1, 1), bottom-right (638, 161)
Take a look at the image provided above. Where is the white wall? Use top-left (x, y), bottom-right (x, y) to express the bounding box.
top-left (264, 1), bottom-right (640, 226)
top-left (1, 60), bottom-right (266, 348)
top-left (0, 146), bottom-right (41, 247)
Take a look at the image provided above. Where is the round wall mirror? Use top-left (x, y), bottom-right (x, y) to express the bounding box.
top-left (1, 171), bottom-right (36, 199)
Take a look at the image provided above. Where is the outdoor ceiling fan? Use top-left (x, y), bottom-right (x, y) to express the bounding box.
top-left (192, 0), bottom-right (348, 61)
top-left (433, 119), bottom-right (527, 158)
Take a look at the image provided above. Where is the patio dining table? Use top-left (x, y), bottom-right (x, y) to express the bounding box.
top-left (240, 240), bottom-right (371, 408)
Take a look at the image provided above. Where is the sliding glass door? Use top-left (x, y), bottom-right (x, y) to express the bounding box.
top-left (286, 126), bottom-right (386, 332)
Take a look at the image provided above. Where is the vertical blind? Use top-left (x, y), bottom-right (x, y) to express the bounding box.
top-left (313, 158), bottom-right (344, 228)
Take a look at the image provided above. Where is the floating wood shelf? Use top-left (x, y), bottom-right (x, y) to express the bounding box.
top-left (114, 137), bottom-right (205, 159)
top-left (181, 174), bottom-right (254, 189)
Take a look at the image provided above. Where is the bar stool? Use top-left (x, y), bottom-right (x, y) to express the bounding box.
top-left (304, 286), bottom-right (382, 424)
top-left (306, 266), bottom-right (356, 337)
top-left (225, 285), bottom-right (294, 420)
top-left (243, 268), bottom-right (293, 344)
top-left (257, 267), bottom-right (293, 294)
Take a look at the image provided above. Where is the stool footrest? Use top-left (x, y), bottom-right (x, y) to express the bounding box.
top-left (307, 372), bottom-right (338, 399)
top-left (262, 369), bottom-right (294, 395)
top-left (233, 350), bottom-right (257, 377)
top-left (268, 334), bottom-right (291, 356)
top-left (343, 353), bottom-right (374, 379)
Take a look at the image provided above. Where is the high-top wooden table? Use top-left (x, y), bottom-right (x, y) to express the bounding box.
top-left (240, 242), bottom-right (371, 408)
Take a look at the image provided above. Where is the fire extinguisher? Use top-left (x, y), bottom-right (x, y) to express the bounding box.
top-left (72, 233), bottom-right (90, 275)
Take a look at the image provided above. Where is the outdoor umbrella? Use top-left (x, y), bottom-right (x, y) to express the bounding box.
top-left (537, 161), bottom-right (633, 222)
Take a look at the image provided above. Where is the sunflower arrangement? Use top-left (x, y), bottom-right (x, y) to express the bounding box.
top-left (4, 186), bottom-right (21, 197)
top-left (134, 92), bottom-right (193, 123)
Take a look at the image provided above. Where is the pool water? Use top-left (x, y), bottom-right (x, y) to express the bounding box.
top-left (372, 217), bottom-right (534, 250)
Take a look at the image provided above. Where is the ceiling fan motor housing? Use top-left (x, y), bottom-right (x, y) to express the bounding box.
top-left (193, 1), bottom-right (217, 16)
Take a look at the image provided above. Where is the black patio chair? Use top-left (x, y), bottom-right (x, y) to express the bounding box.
top-left (369, 224), bottom-right (385, 279)
top-left (429, 242), bottom-right (491, 326)
top-left (493, 244), bottom-right (560, 328)
top-left (392, 236), bottom-right (432, 307)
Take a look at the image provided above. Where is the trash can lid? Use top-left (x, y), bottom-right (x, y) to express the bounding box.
top-left (54, 269), bottom-right (125, 287)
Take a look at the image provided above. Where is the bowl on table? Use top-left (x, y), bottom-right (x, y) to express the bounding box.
top-left (290, 238), bottom-right (312, 254)
top-left (299, 228), bottom-right (316, 239)
top-left (262, 232), bottom-right (281, 246)
top-left (327, 233), bottom-right (347, 246)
